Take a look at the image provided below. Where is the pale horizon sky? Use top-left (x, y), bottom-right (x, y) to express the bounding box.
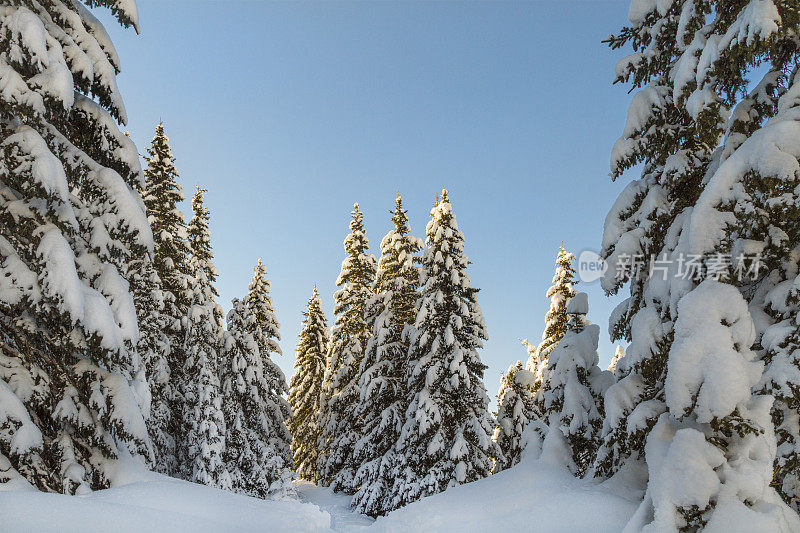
top-left (97, 1), bottom-right (634, 404)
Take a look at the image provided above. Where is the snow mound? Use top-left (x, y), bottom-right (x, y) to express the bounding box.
top-left (566, 292), bottom-right (589, 315)
top-left (1, 473), bottom-right (332, 533)
top-left (370, 445), bottom-right (638, 532)
top-left (4, 442), bottom-right (640, 532)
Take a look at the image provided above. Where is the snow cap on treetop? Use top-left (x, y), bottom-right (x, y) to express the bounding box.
top-left (566, 292), bottom-right (589, 315)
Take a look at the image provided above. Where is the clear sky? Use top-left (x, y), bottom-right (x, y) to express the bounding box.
top-left (98, 1), bottom-right (634, 404)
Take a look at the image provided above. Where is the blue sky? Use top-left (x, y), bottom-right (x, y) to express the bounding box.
top-left (99, 1), bottom-right (633, 403)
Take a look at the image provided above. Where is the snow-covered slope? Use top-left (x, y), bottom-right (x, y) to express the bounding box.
top-left (39, 422), bottom-right (798, 533)
top-left (0, 463), bottom-right (331, 533)
top-left (370, 447), bottom-right (639, 532)
top-left (3, 448), bottom-right (640, 532)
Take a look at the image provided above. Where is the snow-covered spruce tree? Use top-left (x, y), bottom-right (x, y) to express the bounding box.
top-left (126, 247), bottom-right (173, 474)
top-left (220, 299), bottom-right (293, 499)
top-left (493, 361), bottom-right (536, 473)
top-left (141, 122), bottom-right (193, 475)
top-left (318, 203), bottom-right (376, 491)
top-left (521, 339), bottom-right (545, 416)
top-left (608, 345), bottom-right (625, 375)
top-left (529, 246), bottom-right (578, 371)
top-left (289, 287), bottom-right (330, 483)
top-left (522, 339), bottom-right (540, 377)
top-left (390, 189), bottom-right (498, 509)
top-left (180, 188), bottom-right (230, 488)
top-left (316, 356), bottom-right (334, 484)
top-left (732, 66), bottom-right (800, 514)
top-left (0, 1), bottom-right (154, 493)
top-left (187, 187), bottom-right (218, 298)
top-left (594, 0), bottom-right (726, 480)
top-left (142, 122), bottom-right (192, 318)
top-left (533, 293), bottom-right (611, 476)
top-left (760, 286), bottom-right (800, 513)
top-left (647, 74), bottom-right (800, 529)
top-left (351, 195), bottom-right (423, 516)
top-left (244, 258), bottom-right (292, 472)
top-left (628, 281), bottom-right (791, 531)
top-left (600, 1), bottom-right (800, 528)
top-left (518, 247), bottom-right (580, 449)
top-left (246, 258), bottom-right (281, 358)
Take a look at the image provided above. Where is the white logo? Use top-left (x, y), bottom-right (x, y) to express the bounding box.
top-left (577, 250), bottom-right (607, 283)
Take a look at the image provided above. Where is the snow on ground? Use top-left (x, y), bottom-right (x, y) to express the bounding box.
top-left (0, 461), bottom-right (332, 533)
top-left (296, 481), bottom-right (374, 531)
top-left (370, 454), bottom-right (640, 532)
top-left (2, 453), bottom-right (639, 532)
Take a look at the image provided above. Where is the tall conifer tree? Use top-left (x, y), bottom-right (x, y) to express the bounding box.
top-left (352, 195), bottom-right (422, 516)
top-left (180, 187), bottom-right (229, 488)
top-left (142, 123), bottom-right (192, 318)
top-left (521, 247), bottom-right (580, 439)
top-left (530, 246), bottom-right (577, 370)
top-left (318, 204), bottom-right (376, 491)
top-left (187, 187), bottom-right (217, 298)
top-left (141, 123), bottom-right (193, 475)
top-left (289, 287), bottom-right (330, 483)
top-left (0, 1), bottom-right (152, 493)
top-left (600, 2), bottom-right (799, 528)
top-left (390, 190), bottom-right (498, 509)
top-left (532, 293), bottom-right (610, 476)
top-left (127, 250), bottom-right (173, 474)
top-left (221, 299), bottom-right (293, 498)
top-left (244, 259), bottom-right (292, 471)
top-left (246, 259), bottom-right (282, 359)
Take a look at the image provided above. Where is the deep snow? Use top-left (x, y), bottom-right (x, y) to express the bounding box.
top-left (2, 449), bottom-right (641, 532)
top-left (0, 468), bottom-right (330, 533)
top-left (369, 451), bottom-right (639, 532)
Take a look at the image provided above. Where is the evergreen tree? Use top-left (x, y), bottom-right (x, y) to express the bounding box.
top-left (594, 0), bottom-right (722, 482)
top-left (532, 293), bottom-right (611, 476)
top-left (607, 345), bottom-right (624, 375)
top-left (521, 340), bottom-right (545, 419)
top-left (180, 187), bottom-right (229, 488)
top-left (352, 195), bottom-right (422, 516)
top-left (318, 203), bottom-right (376, 491)
top-left (140, 123), bottom-right (193, 475)
top-left (736, 66), bottom-right (800, 515)
top-left (493, 361), bottom-right (536, 473)
top-left (142, 123), bottom-right (192, 317)
top-left (0, 1), bottom-right (152, 493)
top-left (181, 262), bottom-right (230, 489)
top-left (187, 187), bottom-right (218, 298)
top-left (127, 250), bottom-right (173, 475)
top-left (521, 246), bottom-right (580, 437)
top-left (390, 190), bottom-right (498, 509)
top-left (632, 281), bottom-right (784, 530)
top-left (760, 285), bottom-right (800, 513)
top-left (522, 339), bottom-right (541, 378)
top-left (244, 258), bottom-right (292, 472)
top-left (246, 258), bottom-right (282, 358)
top-left (221, 299), bottom-right (293, 499)
top-left (532, 246), bottom-right (577, 368)
top-left (600, 2), bottom-right (799, 528)
top-left (289, 287), bottom-right (330, 483)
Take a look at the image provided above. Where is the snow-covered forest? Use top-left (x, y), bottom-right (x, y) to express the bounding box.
top-left (2, 0), bottom-right (800, 531)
